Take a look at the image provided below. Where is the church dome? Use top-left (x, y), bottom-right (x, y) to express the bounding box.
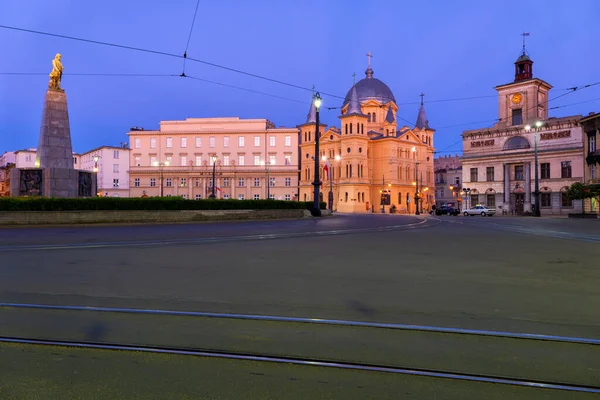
top-left (342, 67), bottom-right (396, 106)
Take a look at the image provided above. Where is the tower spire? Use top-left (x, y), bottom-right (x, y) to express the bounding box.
top-left (415, 93), bottom-right (429, 130)
top-left (365, 52), bottom-right (374, 78)
top-left (521, 31), bottom-right (530, 54)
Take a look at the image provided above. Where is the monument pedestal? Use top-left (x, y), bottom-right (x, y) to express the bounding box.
top-left (10, 168), bottom-right (96, 198)
top-left (37, 89), bottom-right (73, 170)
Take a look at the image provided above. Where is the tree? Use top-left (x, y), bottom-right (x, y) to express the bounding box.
top-left (568, 182), bottom-right (600, 213)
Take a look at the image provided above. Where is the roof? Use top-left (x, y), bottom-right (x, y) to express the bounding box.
top-left (415, 104), bottom-right (429, 129)
top-left (385, 106), bottom-right (395, 123)
top-left (346, 85), bottom-right (363, 115)
top-left (306, 101), bottom-right (317, 124)
top-left (515, 53), bottom-right (532, 63)
top-left (342, 67), bottom-right (396, 106)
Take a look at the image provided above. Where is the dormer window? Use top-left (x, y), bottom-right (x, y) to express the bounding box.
top-left (512, 108), bottom-right (523, 125)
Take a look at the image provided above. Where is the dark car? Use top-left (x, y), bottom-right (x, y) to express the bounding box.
top-left (435, 205), bottom-right (460, 216)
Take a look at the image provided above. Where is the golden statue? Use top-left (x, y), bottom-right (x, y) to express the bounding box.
top-left (49, 53), bottom-right (64, 90)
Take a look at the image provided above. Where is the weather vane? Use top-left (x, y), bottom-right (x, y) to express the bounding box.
top-left (521, 31), bottom-right (530, 53)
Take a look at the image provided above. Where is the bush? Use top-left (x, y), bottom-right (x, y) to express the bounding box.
top-left (0, 197), bottom-right (327, 212)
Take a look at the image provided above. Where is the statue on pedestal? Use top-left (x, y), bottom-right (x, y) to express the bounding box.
top-left (49, 53), bottom-right (64, 90)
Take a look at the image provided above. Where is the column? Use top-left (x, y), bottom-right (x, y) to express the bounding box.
top-left (504, 164), bottom-right (510, 205)
top-left (525, 163), bottom-right (531, 204)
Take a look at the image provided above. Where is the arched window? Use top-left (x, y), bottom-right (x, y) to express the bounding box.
top-left (367, 113), bottom-right (372, 122)
top-left (350, 123), bottom-right (353, 134)
top-left (345, 164), bottom-right (349, 178)
top-left (373, 113), bottom-right (377, 123)
top-left (361, 124), bottom-right (364, 134)
top-left (349, 164), bottom-right (353, 177)
top-left (345, 124), bottom-right (348, 135)
top-left (503, 136), bottom-right (531, 150)
top-left (303, 193), bottom-right (307, 201)
top-left (398, 192), bottom-right (402, 204)
top-left (345, 192), bottom-right (348, 202)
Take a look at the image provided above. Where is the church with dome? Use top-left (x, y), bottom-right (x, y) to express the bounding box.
top-left (298, 58), bottom-right (436, 213)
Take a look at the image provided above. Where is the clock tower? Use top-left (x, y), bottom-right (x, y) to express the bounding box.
top-left (494, 47), bottom-right (552, 128)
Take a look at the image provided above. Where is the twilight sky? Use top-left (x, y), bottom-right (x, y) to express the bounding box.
top-left (1, 0), bottom-right (599, 156)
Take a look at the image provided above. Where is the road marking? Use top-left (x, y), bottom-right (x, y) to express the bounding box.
top-left (0, 219), bottom-right (435, 252)
top-left (2, 302), bottom-right (598, 346)
top-left (1, 337), bottom-right (599, 394)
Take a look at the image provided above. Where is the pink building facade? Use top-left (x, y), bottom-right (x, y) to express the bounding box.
top-left (127, 117), bottom-right (299, 200)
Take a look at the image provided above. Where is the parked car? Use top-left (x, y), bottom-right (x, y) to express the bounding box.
top-left (435, 205), bottom-right (460, 216)
top-left (463, 205), bottom-right (496, 216)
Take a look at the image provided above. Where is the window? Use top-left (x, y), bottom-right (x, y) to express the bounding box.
top-left (166, 178), bottom-right (172, 187)
top-left (589, 135), bottom-right (596, 152)
top-left (209, 137), bottom-right (215, 148)
top-left (239, 137), bottom-right (245, 147)
top-left (238, 178), bottom-right (245, 187)
top-left (195, 178), bottom-right (200, 187)
top-left (454, 177), bottom-right (460, 185)
top-left (440, 189), bottom-right (445, 198)
top-left (134, 178), bottom-right (140, 187)
top-left (285, 136), bottom-right (291, 147)
top-left (486, 167), bottom-right (494, 181)
top-left (254, 178), bottom-right (260, 187)
top-left (541, 193), bottom-right (552, 207)
top-left (561, 191), bottom-right (573, 207)
top-left (269, 155), bottom-right (276, 166)
top-left (541, 163), bottom-right (550, 179)
top-left (269, 194), bottom-right (275, 200)
top-left (254, 155), bottom-right (261, 166)
top-left (150, 178), bottom-right (156, 187)
top-left (195, 194), bottom-right (201, 200)
top-left (254, 136), bottom-right (261, 147)
top-left (591, 165), bottom-right (596, 180)
top-left (373, 113), bottom-right (376, 123)
top-left (223, 178), bottom-right (230, 187)
top-left (135, 156), bottom-right (141, 166)
top-left (285, 177), bottom-right (291, 187)
top-left (181, 194), bottom-right (187, 199)
top-left (238, 155), bottom-right (245, 166)
top-left (150, 156), bottom-right (157, 165)
top-left (134, 138), bottom-right (141, 149)
top-left (181, 138), bottom-right (187, 148)
top-left (113, 164), bottom-right (119, 173)
top-left (285, 194), bottom-right (291, 201)
top-left (221, 155), bottom-right (229, 166)
top-left (470, 168), bottom-right (478, 182)
top-left (195, 156), bottom-right (202, 166)
top-left (270, 136), bottom-right (276, 147)
top-left (285, 154), bottom-right (292, 165)
top-left (195, 137), bottom-right (201, 148)
top-left (238, 194), bottom-right (245, 200)
top-left (166, 138), bottom-right (173, 148)
top-left (150, 138), bottom-right (157, 148)
top-left (561, 161), bottom-right (572, 178)
top-left (269, 177), bottom-right (275, 187)
top-left (253, 194), bottom-right (260, 200)
top-left (503, 136), bottom-right (530, 150)
top-left (486, 194), bottom-right (495, 207)
top-left (208, 178), bottom-right (214, 187)
top-left (113, 150), bottom-right (119, 159)
top-left (180, 178), bottom-right (187, 187)
top-left (223, 136), bottom-right (230, 147)
top-left (181, 156), bottom-right (187, 166)
top-left (512, 108), bottom-right (523, 125)
top-left (210, 156), bottom-right (216, 166)
top-left (166, 156), bottom-right (173, 165)
top-left (223, 194), bottom-right (230, 199)
top-left (113, 179), bottom-right (119, 188)
top-left (471, 194), bottom-right (479, 205)
top-left (515, 165), bottom-right (524, 181)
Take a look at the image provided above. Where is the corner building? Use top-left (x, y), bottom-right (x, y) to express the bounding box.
top-left (299, 63), bottom-right (436, 213)
top-left (127, 117), bottom-right (299, 200)
top-left (461, 48), bottom-right (584, 215)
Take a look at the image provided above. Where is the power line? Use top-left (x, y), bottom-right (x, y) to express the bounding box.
top-left (0, 24), bottom-right (342, 100)
top-left (0, 72), bottom-right (176, 77)
top-left (182, 0), bottom-right (201, 74)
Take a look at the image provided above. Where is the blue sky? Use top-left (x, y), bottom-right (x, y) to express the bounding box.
top-left (1, 0), bottom-right (599, 156)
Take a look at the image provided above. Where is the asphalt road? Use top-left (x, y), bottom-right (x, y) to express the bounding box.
top-left (1, 214), bottom-right (599, 399)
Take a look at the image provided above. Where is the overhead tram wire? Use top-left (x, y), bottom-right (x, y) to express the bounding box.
top-left (181, 0), bottom-right (200, 75)
top-left (0, 24), bottom-right (343, 101)
top-left (0, 72), bottom-right (307, 104)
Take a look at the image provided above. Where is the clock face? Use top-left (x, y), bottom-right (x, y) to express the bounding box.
top-left (511, 93), bottom-right (523, 104)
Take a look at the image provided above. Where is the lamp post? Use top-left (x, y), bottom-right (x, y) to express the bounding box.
top-left (261, 160), bottom-right (271, 199)
top-left (152, 160), bottom-right (170, 197)
top-left (412, 146), bottom-right (420, 215)
top-left (311, 92), bottom-right (323, 216)
top-left (209, 155), bottom-right (218, 198)
top-left (462, 187), bottom-right (471, 210)
top-left (93, 154), bottom-right (99, 196)
top-left (321, 154), bottom-right (340, 212)
top-left (525, 121), bottom-right (543, 217)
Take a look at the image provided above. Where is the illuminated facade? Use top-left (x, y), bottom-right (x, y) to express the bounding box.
top-left (299, 62), bottom-right (435, 213)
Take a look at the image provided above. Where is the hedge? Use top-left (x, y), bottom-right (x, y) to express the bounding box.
top-left (0, 197), bottom-right (327, 212)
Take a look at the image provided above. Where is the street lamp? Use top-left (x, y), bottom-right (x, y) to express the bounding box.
top-left (261, 160), bottom-right (271, 199)
top-left (462, 187), bottom-right (471, 210)
top-left (93, 154), bottom-right (99, 172)
top-left (209, 154), bottom-right (218, 198)
top-left (321, 154), bottom-right (340, 212)
top-left (533, 121), bottom-right (542, 217)
top-left (311, 92), bottom-right (323, 216)
top-left (412, 146), bottom-right (419, 215)
top-left (152, 160), bottom-right (170, 197)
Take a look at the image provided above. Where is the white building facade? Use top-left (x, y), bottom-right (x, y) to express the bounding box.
top-left (78, 145), bottom-right (131, 197)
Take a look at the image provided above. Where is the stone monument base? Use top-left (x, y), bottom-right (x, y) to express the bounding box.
top-left (10, 168), bottom-right (96, 198)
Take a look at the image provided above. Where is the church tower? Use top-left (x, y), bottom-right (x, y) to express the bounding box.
top-left (494, 44), bottom-right (552, 127)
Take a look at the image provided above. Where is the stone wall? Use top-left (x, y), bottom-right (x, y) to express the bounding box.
top-left (0, 209), bottom-right (305, 225)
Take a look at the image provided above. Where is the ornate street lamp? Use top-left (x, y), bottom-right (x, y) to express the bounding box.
top-left (209, 154), bottom-right (218, 198)
top-left (152, 160), bottom-right (170, 197)
top-left (311, 92), bottom-right (323, 216)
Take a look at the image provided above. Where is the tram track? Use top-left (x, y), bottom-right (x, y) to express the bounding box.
top-left (1, 302), bottom-right (599, 393)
